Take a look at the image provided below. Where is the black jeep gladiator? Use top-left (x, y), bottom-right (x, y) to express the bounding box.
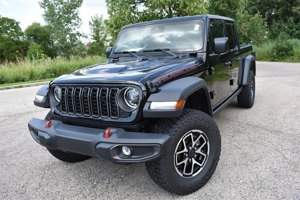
top-left (28, 15), bottom-right (256, 195)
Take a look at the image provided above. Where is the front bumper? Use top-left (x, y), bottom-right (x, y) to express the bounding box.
top-left (28, 118), bottom-right (169, 163)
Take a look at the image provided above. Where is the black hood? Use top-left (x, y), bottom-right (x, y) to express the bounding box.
top-left (52, 57), bottom-right (203, 88)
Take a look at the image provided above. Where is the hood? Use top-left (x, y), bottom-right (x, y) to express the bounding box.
top-left (52, 57), bottom-right (203, 88)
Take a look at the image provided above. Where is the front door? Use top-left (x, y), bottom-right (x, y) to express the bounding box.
top-left (205, 20), bottom-right (231, 109)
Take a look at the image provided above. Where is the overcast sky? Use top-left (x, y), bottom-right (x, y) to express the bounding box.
top-left (0, 0), bottom-right (108, 42)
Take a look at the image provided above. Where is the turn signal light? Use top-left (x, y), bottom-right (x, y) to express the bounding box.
top-left (45, 120), bottom-right (52, 128)
top-left (104, 128), bottom-right (112, 138)
top-left (175, 99), bottom-right (185, 109)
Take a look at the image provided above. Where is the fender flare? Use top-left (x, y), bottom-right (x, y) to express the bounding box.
top-left (34, 85), bottom-right (50, 108)
top-left (143, 77), bottom-right (211, 118)
top-left (238, 55), bottom-right (256, 86)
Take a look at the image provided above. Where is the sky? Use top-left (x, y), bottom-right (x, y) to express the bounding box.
top-left (0, 0), bottom-right (108, 42)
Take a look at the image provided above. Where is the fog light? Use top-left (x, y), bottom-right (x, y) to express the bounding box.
top-left (122, 146), bottom-right (132, 156)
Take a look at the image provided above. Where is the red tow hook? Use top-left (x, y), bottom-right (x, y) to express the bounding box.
top-left (104, 128), bottom-right (112, 138)
top-left (45, 120), bottom-right (52, 128)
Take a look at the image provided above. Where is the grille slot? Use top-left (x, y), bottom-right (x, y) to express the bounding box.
top-left (58, 86), bottom-right (130, 120)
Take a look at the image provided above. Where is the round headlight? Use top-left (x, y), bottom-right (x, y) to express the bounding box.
top-left (54, 86), bottom-right (62, 102)
top-left (124, 87), bottom-right (141, 108)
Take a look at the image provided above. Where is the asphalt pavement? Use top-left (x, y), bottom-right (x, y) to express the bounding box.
top-left (0, 62), bottom-right (299, 199)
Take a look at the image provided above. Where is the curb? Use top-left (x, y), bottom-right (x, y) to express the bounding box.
top-left (0, 81), bottom-right (50, 90)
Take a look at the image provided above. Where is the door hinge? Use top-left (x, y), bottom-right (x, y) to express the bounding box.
top-left (210, 91), bottom-right (216, 99)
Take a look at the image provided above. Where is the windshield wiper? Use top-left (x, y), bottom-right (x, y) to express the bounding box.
top-left (114, 51), bottom-right (140, 59)
top-left (142, 48), bottom-right (178, 58)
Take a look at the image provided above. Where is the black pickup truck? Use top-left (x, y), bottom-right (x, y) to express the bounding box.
top-left (28, 15), bottom-right (256, 195)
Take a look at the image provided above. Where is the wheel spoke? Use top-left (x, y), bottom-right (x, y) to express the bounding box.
top-left (195, 140), bottom-right (207, 154)
top-left (176, 157), bottom-right (188, 166)
top-left (192, 134), bottom-right (203, 147)
top-left (176, 137), bottom-right (188, 156)
top-left (192, 158), bottom-right (203, 167)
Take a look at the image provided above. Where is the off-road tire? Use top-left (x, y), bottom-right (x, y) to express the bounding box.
top-left (238, 71), bottom-right (255, 108)
top-left (145, 109), bottom-right (221, 195)
top-left (45, 112), bottom-right (90, 163)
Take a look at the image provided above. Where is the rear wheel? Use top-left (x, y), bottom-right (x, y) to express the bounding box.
top-left (238, 71), bottom-right (255, 108)
top-left (146, 109), bottom-right (221, 195)
top-left (45, 112), bottom-right (90, 163)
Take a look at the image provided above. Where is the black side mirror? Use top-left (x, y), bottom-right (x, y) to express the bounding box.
top-left (214, 37), bottom-right (229, 54)
top-left (106, 47), bottom-right (112, 58)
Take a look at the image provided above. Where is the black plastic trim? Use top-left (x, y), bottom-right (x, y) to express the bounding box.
top-left (33, 85), bottom-right (50, 108)
top-left (238, 55), bottom-right (255, 86)
top-left (213, 87), bottom-right (242, 115)
top-left (143, 77), bottom-right (208, 118)
top-left (28, 118), bottom-right (170, 163)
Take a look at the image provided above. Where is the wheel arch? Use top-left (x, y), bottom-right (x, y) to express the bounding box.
top-left (143, 77), bottom-right (212, 118)
top-left (185, 88), bottom-right (212, 116)
top-left (238, 55), bottom-right (256, 86)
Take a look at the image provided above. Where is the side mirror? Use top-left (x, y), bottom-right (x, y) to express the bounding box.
top-left (214, 37), bottom-right (229, 54)
top-left (106, 47), bottom-right (112, 58)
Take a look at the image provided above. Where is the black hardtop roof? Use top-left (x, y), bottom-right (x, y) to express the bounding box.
top-left (122, 15), bottom-right (234, 30)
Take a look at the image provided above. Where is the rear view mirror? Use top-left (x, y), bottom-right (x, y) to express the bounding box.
top-left (214, 37), bottom-right (229, 54)
top-left (106, 47), bottom-right (112, 58)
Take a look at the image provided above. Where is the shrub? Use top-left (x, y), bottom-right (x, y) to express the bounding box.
top-left (27, 44), bottom-right (48, 60)
top-left (270, 40), bottom-right (294, 61)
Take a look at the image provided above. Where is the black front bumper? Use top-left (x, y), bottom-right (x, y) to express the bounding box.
top-left (28, 118), bottom-right (169, 163)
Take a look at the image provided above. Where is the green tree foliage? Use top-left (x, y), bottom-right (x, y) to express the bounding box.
top-left (39, 0), bottom-right (83, 58)
top-left (0, 17), bottom-right (29, 63)
top-left (236, 11), bottom-right (266, 45)
top-left (209, 0), bottom-right (239, 19)
top-left (247, 0), bottom-right (300, 39)
top-left (27, 44), bottom-right (47, 60)
top-left (142, 0), bottom-right (208, 19)
top-left (105, 0), bottom-right (208, 43)
top-left (88, 15), bottom-right (107, 55)
top-left (105, 0), bottom-right (141, 44)
top-left (25, 22), bottom-right (56, 58)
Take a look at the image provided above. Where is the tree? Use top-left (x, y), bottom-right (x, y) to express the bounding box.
top-left (236, 11), bottom-right (266, 45)
top-left (105, 0), bottom-right (208, 43)
top-left (27, 44), bottom-right (47, 60)
top-left (247, 0), bottom-right (300, 39)
top-left (88, 15), bottom-right (107, 55)
top-left (25, 22), bottom-right (56, 58)
top-left (39, 0), bottom-right (83, 58)
top-left (0, 17), bottom-right (29, 63)
top-left (105, 0), bottom-right (141, 44)
top-left (142, 0), bottom-right (208, 19)
top-left (208, 0), bottom-right (240, 19)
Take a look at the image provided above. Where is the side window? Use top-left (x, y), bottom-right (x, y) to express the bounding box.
top-left (209, 22), bottom-right (224, 53)
top-left (225, 23), bottom-right (236, 50)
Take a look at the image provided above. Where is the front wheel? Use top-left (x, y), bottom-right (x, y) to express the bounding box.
top-left (146, 109), bottom-right (221, 195)
top-left (44, 112), bottom-right (90, 163)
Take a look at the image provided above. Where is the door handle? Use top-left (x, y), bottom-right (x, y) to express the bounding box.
top-left (224, 61), bottom-right (232, 67)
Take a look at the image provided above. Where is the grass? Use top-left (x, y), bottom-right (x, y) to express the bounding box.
top-left (0, 56), bottom-right (107, 85)
top-left (253, 39), bottom-right (300, 62)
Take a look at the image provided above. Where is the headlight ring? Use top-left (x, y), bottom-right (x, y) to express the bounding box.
top-left (117, 87), bottom-right (142, 112)
top-left (53, 86), bottom-right (62, 103)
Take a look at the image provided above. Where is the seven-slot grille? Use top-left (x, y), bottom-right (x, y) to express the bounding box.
top-left (57, 86), bottom-right (130, 119)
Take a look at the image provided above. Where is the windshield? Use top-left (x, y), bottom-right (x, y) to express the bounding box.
top-left (114, 20), bottom-right (204, 53)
